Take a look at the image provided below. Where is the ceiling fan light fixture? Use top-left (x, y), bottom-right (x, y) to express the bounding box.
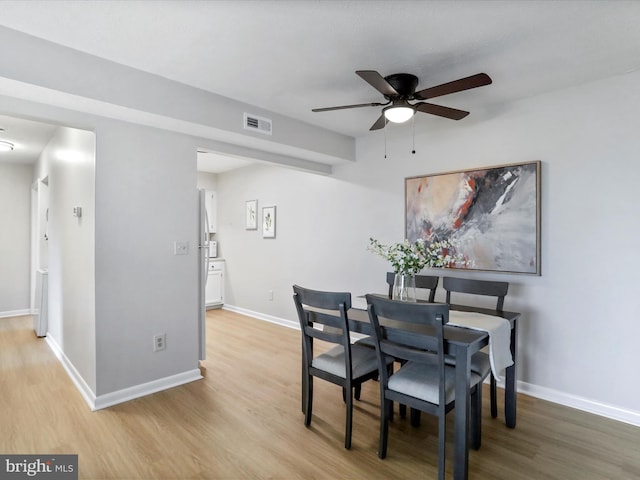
top-left (384, 105), bottom-right (415, 123)
top-left (0, 140), bottom-right (14, 152)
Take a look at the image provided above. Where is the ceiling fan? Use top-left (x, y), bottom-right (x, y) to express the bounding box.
top-left (312, 70), bottom-right (492, 131)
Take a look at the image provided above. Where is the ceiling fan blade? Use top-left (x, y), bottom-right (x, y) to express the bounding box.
top-left (369, 114), bottom-right (388, 131)
top-left (415, 102), bottom-right (469, 120)
top-left (356, 70), bottom-right (399, 97)
top-left (414, 73), bottom-right (492, 100)
top-left (312, 101), bottom-right (387, 112)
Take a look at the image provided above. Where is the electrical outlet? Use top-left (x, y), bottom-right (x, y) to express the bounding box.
top-left (268, 290), bottom-right (274, 301)
top-left (153, 333), bottom-right (166, 352)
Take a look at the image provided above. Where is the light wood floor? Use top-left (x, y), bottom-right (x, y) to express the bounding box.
top-left (1, 310), bottom-right (639, 479)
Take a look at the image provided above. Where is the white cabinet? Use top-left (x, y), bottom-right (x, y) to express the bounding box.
top-left (205, 190), bottom-right (217, 233)
top-left (205, 259), bottom-right (225, 308)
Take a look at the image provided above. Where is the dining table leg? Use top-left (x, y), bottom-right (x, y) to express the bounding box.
top-left (453, 344), bottom-right (471, 480)
top-left (505, 319), bottom-right (518, 428)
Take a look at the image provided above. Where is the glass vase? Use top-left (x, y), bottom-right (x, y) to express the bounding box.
top-left (392, 274), bottom-right (417, 302)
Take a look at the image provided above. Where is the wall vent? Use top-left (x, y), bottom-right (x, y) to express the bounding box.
top-left (243, 113), bottom-right (272, 135)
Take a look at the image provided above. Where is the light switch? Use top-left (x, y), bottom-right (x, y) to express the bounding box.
top-left (174, 241), bottom-right (189, 255)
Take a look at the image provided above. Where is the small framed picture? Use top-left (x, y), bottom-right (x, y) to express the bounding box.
top-left (245, 200), bottom-right (258, 230)
top-left (262, 206), bottom-right (276, 238)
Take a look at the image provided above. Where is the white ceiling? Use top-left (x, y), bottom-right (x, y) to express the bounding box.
top-left (1, 1), bottom-right (640, 170)
top-left (197, 150), bottom-right (255, 174)
top-left (0, 114), bottom-right (58, 165)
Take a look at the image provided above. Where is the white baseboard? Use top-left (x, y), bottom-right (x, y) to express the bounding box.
top-left (45, 334), bottom-right (203, 411)
top-left (0, 309), bottom-right (32, 319)
top-left (46, 334), bottom-right (97, 409)
top-left (515, 380), bottom-right (640, 427)
top-left (224, 304), bottom-right (640, 428)
top-left (223, 304), bottom-right (299, 330)
top-left (93, 369), bottom-right (203, 411)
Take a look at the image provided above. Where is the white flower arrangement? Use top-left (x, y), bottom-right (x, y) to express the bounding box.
top-left (368, 237), bottom-right (468, 275)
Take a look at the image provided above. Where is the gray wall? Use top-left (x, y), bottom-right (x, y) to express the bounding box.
top-left (0, 25), bottom-right (354, 169)
top-left (94, 121), bottom-right (199, 395)
top-left (0, 163), bottom-right (32, 315)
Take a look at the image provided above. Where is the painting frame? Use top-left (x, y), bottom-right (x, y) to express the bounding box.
top-left (262, 205), bottom-right (276, 239)
top-left (405, 160), bottom-right (541, 275)
top-left (245, 200), bottom-right (258, 230)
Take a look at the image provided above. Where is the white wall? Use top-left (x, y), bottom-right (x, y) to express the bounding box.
top-left (217, 70), bottom-right (640, 424)
top-left (35, 126), bottom-right (97, 391)
top-left (0, 162), bottom-right (32, 315)
top-left (217, 163), bottom-right (384, 312)
top-left (197, 171), bottom-right (218, 191)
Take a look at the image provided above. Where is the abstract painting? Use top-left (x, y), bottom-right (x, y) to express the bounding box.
top-left (405, 161), bottom-right (540, 275)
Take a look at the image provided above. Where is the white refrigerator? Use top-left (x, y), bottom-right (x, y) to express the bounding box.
top-left (34, 268), bottom-right (48, 337)
top-left (197, 189), bottom-right (210, 360)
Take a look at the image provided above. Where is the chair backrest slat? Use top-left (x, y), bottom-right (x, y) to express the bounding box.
top-left (443, 276), bottom-right (508, 311)
top-left (307, 310), bottom-right (344, 330)
top-left (386, 272), bottom-right (439, 302)
top-left (365, 294), bottom-right (448, 357)
top-left (381, 340), bottom-right (441, 364)
top-left (383, 325), bottom-right (440, 352)
top-left (303, 325), bottom-right (343, 344)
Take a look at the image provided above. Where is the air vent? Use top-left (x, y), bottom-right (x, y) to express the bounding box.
top-left (243, 113), bottom-right (272, 135)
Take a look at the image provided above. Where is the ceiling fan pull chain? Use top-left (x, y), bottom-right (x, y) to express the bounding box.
top-left (412, 115), bottom-right (416, 154)
top-left (384, 121), bottom-right (388, 159)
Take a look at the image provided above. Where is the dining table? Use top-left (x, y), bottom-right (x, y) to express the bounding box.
top-left (348, 295), bottom-right (521, 480)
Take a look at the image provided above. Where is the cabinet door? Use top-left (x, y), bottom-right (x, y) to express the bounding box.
top-left (205, 190), bottom-right (217, 233)
top-left (205, 270), bottom-right (223, 305)
top-left (205, 260), bottom-right (225, 306)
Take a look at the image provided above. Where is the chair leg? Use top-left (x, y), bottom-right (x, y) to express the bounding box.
top-left (490, 374), bottom-right (498, 418)
top-left (378, 398), bottom-right (391, 459)
top-left (438, 413), bottom-right (446, 480)
top-left (387, 363), bottom-right (395, 421)
top-left (304, 376), bottom-right (313, 427)
top-left (471, 384), bottom-right (482, 450)
top-left (345, 386), bottom-right (353, 449)
top-left (355, 384), bottom-right (362, 400)
top-left (301, 366), bottom-right (307, 413)
top-left (410, 408), bottom-right (421, 427)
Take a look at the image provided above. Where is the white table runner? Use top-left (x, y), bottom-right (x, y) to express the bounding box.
top-left (448, 310), bottom-right (513, 381)
top-left (351, 296), bottom-right (513, 380)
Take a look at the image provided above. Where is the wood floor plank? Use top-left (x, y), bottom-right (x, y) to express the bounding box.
top-left (1, 310), bottom-right (638, 479)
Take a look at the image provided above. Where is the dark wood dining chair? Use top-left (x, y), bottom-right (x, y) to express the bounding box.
top-left (365, 295), bottom-right (485, 480)
top-left (385, 272), bottom-right (440, 421)
top-left (292, 285), bottom-right (389, 449)
top-left (443, 276), bottom-right (509, 418)
top-left (386, 272), bottom-right (439, 302)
